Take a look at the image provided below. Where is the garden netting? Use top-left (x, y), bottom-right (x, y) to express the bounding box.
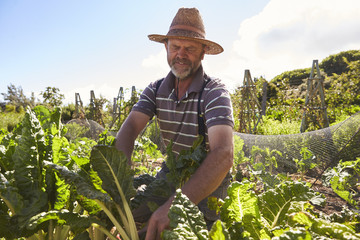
top-left (234, 111), bottom-right (360, 179)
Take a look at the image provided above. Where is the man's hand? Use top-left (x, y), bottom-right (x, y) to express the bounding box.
top-left (145, 200), bottom-right (172, 240)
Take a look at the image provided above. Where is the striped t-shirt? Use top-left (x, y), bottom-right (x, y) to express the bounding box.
top-left (132, 65), bottom-right (234, 155)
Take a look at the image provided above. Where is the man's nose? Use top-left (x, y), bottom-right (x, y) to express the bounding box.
top-left (177, 47), bottom-right (187, 58)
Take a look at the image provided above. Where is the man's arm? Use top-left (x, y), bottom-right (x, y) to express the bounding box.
top-left (115, 111), bottom-right (151, 161)
top-left (145, 124), bottom-right (234, 239)
top-left (181, 124), bottom-right (233, 203)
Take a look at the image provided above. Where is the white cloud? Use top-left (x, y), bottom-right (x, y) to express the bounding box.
top-left (223, 0), bottom-right (360, 87)
top-left (141, 49), bottom-right (168, 77)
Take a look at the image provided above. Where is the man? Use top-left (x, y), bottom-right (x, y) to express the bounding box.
top-left (115, 7), bottom-right (234, 239)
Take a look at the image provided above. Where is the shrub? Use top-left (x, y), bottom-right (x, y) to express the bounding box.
top-left (0, 111), bottom-right (24, 131)
top-left (257, 116), bottom-right (301, 135)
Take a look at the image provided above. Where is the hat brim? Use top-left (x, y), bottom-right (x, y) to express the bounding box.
top-left (148, 34), bottom-right (224, 55)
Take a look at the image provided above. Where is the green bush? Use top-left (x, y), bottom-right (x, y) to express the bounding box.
top-left (257, 116), bottom-right (301, 135)
top-left (5, 104), bottom-right (16, 113)
top-left (64, 122), bottom-right (89, 141)
top-left (0, 111), bottom-right (24, 131)
top-left (320, 50), bottom-right (360, 76)
top-left (61, 103), bottom-right (76, 122)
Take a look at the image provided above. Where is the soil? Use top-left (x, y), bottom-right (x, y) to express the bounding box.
top-left (301, 167), bottom-right (360, 216)
top-left (300, 175), bottom-right (350, 215)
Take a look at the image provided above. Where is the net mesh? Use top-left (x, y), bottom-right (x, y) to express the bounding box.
top-left (234, 111), bottom-right (360, 179)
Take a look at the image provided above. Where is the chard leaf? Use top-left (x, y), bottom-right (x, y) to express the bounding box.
top-left (322, 159), bottom-right (360, 207)
top-left (162, 189), bottom-right (209, 240)
top-left (51, 136), bottom-right (71, 166)
top-left (26, 209), bottom-right (105, 235)
top-left (50, 172), bottom-right (71, 210)
top-left (0, 203), bottom-right (22, 239)
top-left (220, 181), bottom-right (260, 226)
top-left (166, 137), bottom-right (207, 188)
top-left (219, 181), bottom-right (269, 239)
top-left (44, 161), bottom-right (111, 203)
top-left (0, 172), bottom-right (24, 214)
top-left (259, 181), bottom-right (319, 229)
top-left (292, 211), bottom-right (360, 239)
top-left (131, 177), bottom-right (172, 211)
top-left (12, 108), bottom-right (48, 224)
top-left (0, 132), bottom-right (16, 171)
top-left (90, 145), bottom-right (136, 205)
top-left (272, 227), bottom-right (312, 240)
top-left (90, 145), bottom-right (138, 240)
top-left (209, 220), bottom-right (230, 240)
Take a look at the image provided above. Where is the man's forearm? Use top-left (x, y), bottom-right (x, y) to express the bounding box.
top-left (115, 111), bottom-right (150, 161)
top-left (115, 125), bottom-right (136, 161)
top-left (180, 145), bottom-right (233, 205)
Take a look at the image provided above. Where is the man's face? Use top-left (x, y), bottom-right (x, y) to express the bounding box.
top-left (165, 39), bottom-right (205, 81)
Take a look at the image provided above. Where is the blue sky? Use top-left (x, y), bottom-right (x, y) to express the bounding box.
top-left (1, 0), bottom-right (360, 105)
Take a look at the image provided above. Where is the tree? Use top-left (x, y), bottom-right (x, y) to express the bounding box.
top-left (1, 84), bottom-right (35, 108)
top-left (41, 86), bottom-right (65, 108)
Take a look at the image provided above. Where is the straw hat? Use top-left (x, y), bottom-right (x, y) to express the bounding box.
top-left (148, 8), bottom-right (223, 55)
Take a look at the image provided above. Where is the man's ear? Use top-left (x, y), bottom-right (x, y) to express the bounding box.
top-left (202, 45), bottom-right (209, 59)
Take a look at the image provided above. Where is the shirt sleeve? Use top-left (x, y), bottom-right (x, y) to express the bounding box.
top-left (203, 79), bottom-right (234, 129)
top-left (131, 80), bottom-right (159, 118)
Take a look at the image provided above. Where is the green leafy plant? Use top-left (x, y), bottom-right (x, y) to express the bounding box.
top-left (162, 180), bottom-right (360, 239)
top-left (45, 145), bottom-right (139, 240)
top-left (0, 106), bottom-right (97, 239)
top-left (162, 189), bottom-right (210, 240)
top-left (132, 135), bottom-right (163, 175)
top-left (322, 158), bottom-right (360, 208)
top-left (251, 146), bottom-right (282, 174)
top-left (165, 137), bottom-right (207, 188)
top-left (293, 147), bottom-right (317, 180)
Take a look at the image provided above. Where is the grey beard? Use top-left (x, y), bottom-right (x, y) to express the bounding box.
top-left (170, 65), bottom-right (192, 81)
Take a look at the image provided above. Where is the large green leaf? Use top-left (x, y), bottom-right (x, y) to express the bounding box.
top-left (44, 161), bottom-right (111, 203)
top-left (0, 172), bottom-right (24, 215)
top-left (26, 209), bottom-right (105, 235)
top-left (220, 181), bottom-right (260, 225)
top-left (11, 108), bottom-right (48, 225)
top-left (51, 136), bottom-right (71, 166)
top-left (272, 227), bottom-right (312, 240)
top-left (259, 181), bottom-right (319, 229)
top-left (0, 196), bottom-right (22, 238)
top-left (0, 131), bottom-right (16, 172)
top-left (209, 220), bottom-right (230, 240)
top-left (90, 145), bottom-right (139, 240)
top-left (162, 189), bottom-right (209, 240)
top-left (220, 181), bottom-right (265, 239)
top-left (291, 211), bottom-right (360, 239)
top-left (322, 159), bottom-right (360, 207)
top-left (90, 145), bottom-right (136, 205)
top-left (166, 137), bottom-right (207, 188)
top-left (131, 177), bottom-right (172, 211)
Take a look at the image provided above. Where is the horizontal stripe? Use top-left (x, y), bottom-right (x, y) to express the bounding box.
top-left (157, 108), bottom-right (198, 115)
top-left (163, 138), bottom-right (194, 149)
top-left (160, 129), bottom-right (197, 138)
top-left (157, 97), bottom-right (198, 103)
top-left (158, 118), bottom-right (198, 127)
top-left (206, 105), bottom-right (233, 114)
